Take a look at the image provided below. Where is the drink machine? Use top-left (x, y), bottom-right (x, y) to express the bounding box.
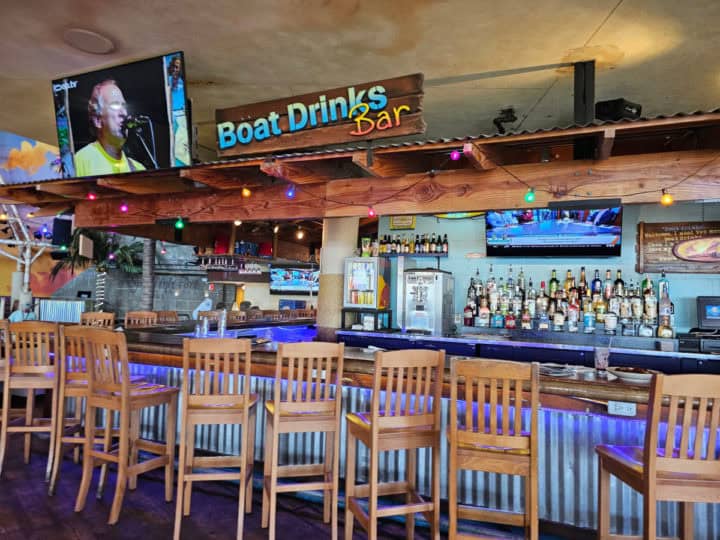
top-left (403, 269), bottom-right (454, 336)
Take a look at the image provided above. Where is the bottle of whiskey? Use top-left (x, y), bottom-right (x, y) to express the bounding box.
top-left (591, 269), bottom-right (602, 296)
top-left (578, 266), bottom-right (588, 297)
top-left (442, 233), bottom-right (449, 253)
top-left (603, 269), bottom-right (614, 300)
top-left (549, 270), bottom-right (559, 298)
top-left (614, 269), bottom-right (625, 297)
top-left (563, 269), bottom-right (574, 294)
top-left (657, 315), bottom-right (674, 338)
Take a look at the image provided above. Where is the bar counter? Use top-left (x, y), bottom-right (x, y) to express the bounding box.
top-left (122, 322), bottom-right (720, 538)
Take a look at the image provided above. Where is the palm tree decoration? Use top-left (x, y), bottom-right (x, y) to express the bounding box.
top-left (50, 228), bottom-right (143, 310)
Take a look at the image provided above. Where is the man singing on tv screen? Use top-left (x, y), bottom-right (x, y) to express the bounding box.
top-left (74, 79), bottom-right (146, 176)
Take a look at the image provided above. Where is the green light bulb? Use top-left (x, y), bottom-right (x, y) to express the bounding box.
top-left (524, 189), bottom-right (536, 203)
top-left (175, 218), bottom-right (184, 230)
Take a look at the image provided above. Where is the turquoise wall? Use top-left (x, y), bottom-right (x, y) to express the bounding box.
top-left (378, 202), bottom-right (720, 331)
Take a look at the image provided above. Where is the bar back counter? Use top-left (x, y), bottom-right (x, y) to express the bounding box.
top-left (122, 321), bottom-right (720, 538)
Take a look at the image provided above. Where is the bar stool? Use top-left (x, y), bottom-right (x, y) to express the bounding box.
top-left (596, 373), bottom-right (720, 540)
top-left (227, 311), bottom-right (247, 325)
top-left (197, 310), bottom-right (221, 321)
top-left (81, 311), bottom-right (115, 327)
top-left (124, 310), bottom-right (158, 328)
top-left (345, 349), bottom-right (444, 540)
top-left (0, 321), bottom-right (60, 480)
top-left (74, 328), bottom-right (178, 524)
top-left (174, 337), bottom-right (258, 540)
top-left (48, 325), bottom-right (144, 495)
top-left (262, 341), bottom-right (345, 540)
top-left (447, 358), bottom-right (539, 540)
top-left (155, 310), bottom-right (179, 324)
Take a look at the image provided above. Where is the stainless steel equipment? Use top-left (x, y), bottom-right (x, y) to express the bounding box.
top-left (403, 269), bottom-right (454, 336)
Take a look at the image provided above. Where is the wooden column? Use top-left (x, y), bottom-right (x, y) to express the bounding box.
top-left (316, 217), bottom-right (359, 342)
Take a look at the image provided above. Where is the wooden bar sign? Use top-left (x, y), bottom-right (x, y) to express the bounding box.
top-left (215, 73), bottom-right (425, 157)
top-left (636, 221), bottom-right (720, 273)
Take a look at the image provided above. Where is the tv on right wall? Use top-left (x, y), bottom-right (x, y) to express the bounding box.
top-left (485, 206), bottom-right (623, 257)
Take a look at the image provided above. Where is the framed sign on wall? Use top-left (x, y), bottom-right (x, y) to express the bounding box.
top-left (389, 216), bottom-right (416, 230)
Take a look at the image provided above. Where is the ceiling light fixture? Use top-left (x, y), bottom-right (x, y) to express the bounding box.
top-left (234, 219), bottom-right (242, 226)
top-left (273, 224), bottom-right (280, 234)
top-left (119, 201), bottom-right (128, 213)
top-left (296, 227), bottom-right (304, 240)
top-left (62, 28), bottom-right (115, 55)
top-left (660, 189), bottom-right (674, 206)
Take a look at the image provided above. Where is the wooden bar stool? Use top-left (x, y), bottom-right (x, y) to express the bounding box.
top-left (174, 337), bottom-right (258, 540)
top-left (48, 325), bottom-right (144, 495)
top-left (124, 310), bottom-right (158, 328)
top-left (81, 311), bottom-right (115, 328)
top-left (262, 341), bottom-right (345, 540)
top-left (155, 310), bottom-right (179, 324)
top-left (197, 310), bottom-right (221, 321)
top-left (74, 328), bottom-right (178, 525)
top-left (596, 373), bottom-right (720, 540)
top-left (345, 349), bottom-right (444, 540)
top-left (448, 358), bottom-right (539, 540)
top-left (0, 321), bottom-right (60, 480)
top-left (227, 311), bottom-right (247, 325)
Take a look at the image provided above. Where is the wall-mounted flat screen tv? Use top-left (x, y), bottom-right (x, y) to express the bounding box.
top-left (52, 51), bottom-right (191, 178)
top-left (269, 265), bottom-right (319, 295)
top-left (485, 206), bottom-right (623, 257)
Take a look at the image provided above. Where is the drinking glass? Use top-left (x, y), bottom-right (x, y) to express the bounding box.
top-left (594, 346), bottom-right (610, 377)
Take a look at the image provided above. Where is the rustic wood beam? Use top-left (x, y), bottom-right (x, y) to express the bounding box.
top-left (462, 142), bottom-right (500, 170)
top-left (179, 168), bottom-right (264, 190)
top-left (0, 188), bottom-right (68, 205)
top-left (97, 177), bottom-right (195, 195)
top-left (34, 182), bottom-right (108, 199)
top-left (596, 128), bottom-right (615, 160)
top-left (260, 160), bottom-right (331, 185)
top-left (74, 149), bottom-right (720, 229)
top-left (28, 203), bottom-right (74, 217)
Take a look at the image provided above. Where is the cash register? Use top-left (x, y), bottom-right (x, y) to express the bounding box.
top-left (678, 296), bottom-right (720, 353)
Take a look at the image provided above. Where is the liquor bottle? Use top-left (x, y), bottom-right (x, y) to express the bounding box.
top-left (409, 235), bottom-right (415, 253)
top-left (657, 270), bottom-right (670, 299)
top-left (591, 269), bottom-right (602, 296)
top-left (630, 283), bottom-right (643, 320)
top-left (506, 264), bottom-right (514, 291)
top-left (552, 309), bottom-right (565, 331)
top-left (486, 264), bottom-right (496, 295)
top-left (463, 296), bottom-right (474, 326)
top-left (477, 297), bottom-right (491, 327)
top-left (563, 269), bottom-right (574, 294)
top-left (511, 286), bottom-right (523, 316)
top-left (424, 234), bottom-right (430, 253)
top-left (567, 299), bottom-right (580, 332)
top-left (520, 306), bottom-right (533, 330)
top-left (641, 274), bottom-right (654, 297)
top-left (614, 269), bottom-right (625, 297)
top-left (578, 266), bottom-right (588, 298)
top-left (657, 315), bottom-right (674, 338)
top-left (644, 290), bottom-right (658, 322)
top-left (638, 316), bottom-right (654, 337)
top-left (430, 233), bottom-right (437, 253)
top-left (442, 234), bottom-right (449, 253)
top-left (535, 281), bottom-right (549, 315)
top-left (517, 267), bottom-right (526, 297)
top-left (603, 269), bottom-right (613, 300)
top-left (593, 294), bottom-right (607, 323)
top-left (504, 310), bottom-right (517, 329)
top-left (435, 232), bottom-right (443, 253)
top-left (549, 269), bottom-right (559, 298)
top-left (659, 288), bottom-right (672, 318)
top-left (491, 309), bottom-right (505, 328)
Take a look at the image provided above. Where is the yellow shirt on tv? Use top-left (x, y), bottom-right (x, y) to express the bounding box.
top-left (74, 141), bottom-right (146, 177)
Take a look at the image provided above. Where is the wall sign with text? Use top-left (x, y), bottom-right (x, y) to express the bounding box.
top-left (636, 221), bottom-right (720, 273)
top-left (215, 74), bottom-right (425, 157)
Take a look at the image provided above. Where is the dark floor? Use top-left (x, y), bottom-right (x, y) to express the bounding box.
top-left (0, 395), bottom-right (564, 539)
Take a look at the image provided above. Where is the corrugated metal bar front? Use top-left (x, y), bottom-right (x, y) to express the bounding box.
top-left (125, 363), bottom-right (720, 538)
top-left (39, 299), bottom-right (88, 323)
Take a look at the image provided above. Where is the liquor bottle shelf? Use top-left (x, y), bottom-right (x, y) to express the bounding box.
top-left (379, 253), bottom-right (448, 258)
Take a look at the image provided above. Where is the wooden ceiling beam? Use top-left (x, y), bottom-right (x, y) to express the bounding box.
top-left (0, 188), bottom-right (68, 205)
top-left (97, 177), bottom-right (196, 194)
top-left (179, 168), bottom-right (264, 190)
top-left (596, 128), bottom-right (615, 160)
top-left (259, 160), bottom-right (334, 185)
top-left (463, 142), bottom-right (501, 170)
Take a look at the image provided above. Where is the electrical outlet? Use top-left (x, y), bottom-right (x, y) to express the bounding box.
top-left (608, 400), bottom-right (637, 417)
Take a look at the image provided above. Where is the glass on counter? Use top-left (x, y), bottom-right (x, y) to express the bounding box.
top-left (594, 346), bottom-right (610, 377)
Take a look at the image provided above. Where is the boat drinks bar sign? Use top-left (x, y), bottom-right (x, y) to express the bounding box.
top-left (215, 73), bottom-right (425, 157)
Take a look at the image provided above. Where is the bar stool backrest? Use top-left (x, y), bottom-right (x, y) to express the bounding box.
top-left (182, 338), bottom-right (252, 407)
top-left (124, 311), bottom-right (157, 328)
top-left (59, 325), bottom-right (90, 385)
top-left (227, 311), bottom-right (247, 324)
top-left (81, 311), bottom-right (115, 328)
top-left (274, 342), bottom-right (345, 416)
top-left (247, 310), bottom-right (265, 321)
top-left (155, 310), bottom-right (179, 324)
top-left (197, 310), bottom-right (221, 321)
top-left (82, 328), bottom-right (131, 399)
top-left (264, 310), bottom-right (281, 321)
top-left (645, 373), bottom-right (720, 478)
top-left (371, 349), bottom-right (445, 431)
top-left (450, 359), bottom-right (539, 453)
top-left (0, 319), bottom-right (8, 370)
top-left (6, 321), bottom-right (59, 376)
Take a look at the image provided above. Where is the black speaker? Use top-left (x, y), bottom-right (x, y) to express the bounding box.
top-left (595, 98), bottom-right (642, 121)
top-left (52, 218), bottom-right (72, 246)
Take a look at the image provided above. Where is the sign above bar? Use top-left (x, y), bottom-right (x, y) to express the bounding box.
top-left (215, 73), bottom-right (425, 157)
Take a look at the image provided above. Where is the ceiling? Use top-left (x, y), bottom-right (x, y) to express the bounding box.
top-left (1, 0), bottom-right (719, 164)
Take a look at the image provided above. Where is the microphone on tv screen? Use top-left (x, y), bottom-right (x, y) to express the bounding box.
top-left (122, 114), bottom-right (150, 131)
